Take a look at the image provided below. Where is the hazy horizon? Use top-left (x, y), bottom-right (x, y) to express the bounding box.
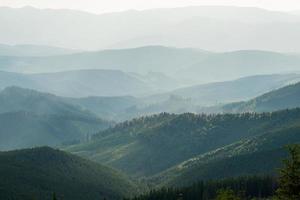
top-left (1, 0), bottom-right (300, 14)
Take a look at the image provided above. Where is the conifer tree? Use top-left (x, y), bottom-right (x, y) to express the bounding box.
top-left (275, 144), bottom-right (300, 200)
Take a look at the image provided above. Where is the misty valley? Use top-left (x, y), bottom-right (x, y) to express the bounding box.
top-left (0, 4), bottom-right (300, 200)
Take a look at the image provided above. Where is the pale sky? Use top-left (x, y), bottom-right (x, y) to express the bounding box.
top-left (0, 0), bottom-right (300, 13)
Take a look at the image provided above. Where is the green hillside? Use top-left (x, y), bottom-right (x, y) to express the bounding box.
top-left (222, 82), bottom-right (300, 113)
top-left (156, 120), bottom-right (300, 187)
top-left (0, 87), bottom-right (112, 150)
top-left (0, 147), bottom-right (139, 200)
top-left (0, 111), bottom-right (108, 150)
top-left (0, 86), bottom-right (97, 118)
top-left (128, 176), bottom-right (277, 200)
top-left (67, 109), bottom-right (300, 178)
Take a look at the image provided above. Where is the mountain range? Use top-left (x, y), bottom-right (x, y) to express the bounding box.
top-left (1, 6), bottom-right (300, 52)
top-left (1, 46), bottom-right (300, 85)
top-left (1, 4), bottom-right (300, 200)
top-left (222, 83), bottom-right (300, 112)
top-left (0, 43), bottom-right (79, 57)
top-left (0, 70), bottom-right (159, 97)
top-left (152, 73), bottom-right (300, 106)
top-left (67, 108), bottom-right (300, 181)
top-left (63, 73), bottom-right (300, 121)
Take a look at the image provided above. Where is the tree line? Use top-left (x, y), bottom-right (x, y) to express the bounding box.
top-left (124, 144), bottom-right (300, 200)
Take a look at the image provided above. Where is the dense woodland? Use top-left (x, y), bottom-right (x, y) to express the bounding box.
top-left (126, 176), bottom-right (277, 200)
top-left (126, 145), bottom-right (300, 200)
top-left (1, 6), bottom-right (300, 200)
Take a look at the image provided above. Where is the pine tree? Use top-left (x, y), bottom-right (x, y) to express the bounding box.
top-left (275, 144), bottom-right (300, 200)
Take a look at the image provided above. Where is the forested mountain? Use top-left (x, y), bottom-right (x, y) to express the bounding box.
top-left (128, 176), bottom-right (277, 200)
top-left (0, 43), bottom-right (79, 57)
top-left (0, 147), bottom-right (139, 200)
top-left (157, 117), bottom-right (300, 187)
top-left (2, 4), bottom-right (300, 200)
top-left (1, 6), bottom-right (300, 52)
top-left (67, 109), bottom-right (300, 180)
top-left (0, 111), bottom-right (108, 150)
top-left (0, 87), bottom-right (111, 150)
top-left (221, 82), bottom-right (300, 113)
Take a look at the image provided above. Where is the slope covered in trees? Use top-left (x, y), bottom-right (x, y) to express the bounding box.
top-left (68, 109), bottom-right (300, 180)
top-left (0, 87), bottom-right (112, 150)
top-left (152, 110), bottom-right (300, 186)
top-left (0, 147), bottom-right (139, 200)
top-left (126, 176), bottom-right (277, 200)
top-left (221, 82), bottom-right (300, 113)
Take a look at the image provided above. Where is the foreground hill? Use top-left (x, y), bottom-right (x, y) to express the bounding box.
top-left (221, 82), bottom-right (300, 113)
top-left (67, 109), bottom-right (300, 178)
top-left (157, 116), bottom-right (300, 187)
top-left (0, 147), bottom-right (138, 200)
top-left (0, 87), bottom-right (111, 150)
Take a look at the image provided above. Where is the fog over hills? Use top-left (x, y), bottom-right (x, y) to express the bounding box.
top-left (1, 3), bottom-right (300, 199)
top-left (0, 87), bottom-right (111, 150)
top-left (151, 73), bottom-right (300, 106)
top-left (1, 46), bottom-right (300, 85)
top-left (1, 6), bottom-right (300, 52)
top-left (0, 44), bottom-right (80, 57)
top-left (0, 70), bottom-right (160, 97)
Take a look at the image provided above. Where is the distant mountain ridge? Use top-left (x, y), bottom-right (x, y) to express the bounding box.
top-left (1, 6), bottom-right (300, 52)
top-left (0, 69), bottom-right (161, 97)
top-left (1, 46), bottom-right (300, 85)
top-left (151, 73), bottom-right (300, 106)
top-left (0, 43), bottom-right (79, 57)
